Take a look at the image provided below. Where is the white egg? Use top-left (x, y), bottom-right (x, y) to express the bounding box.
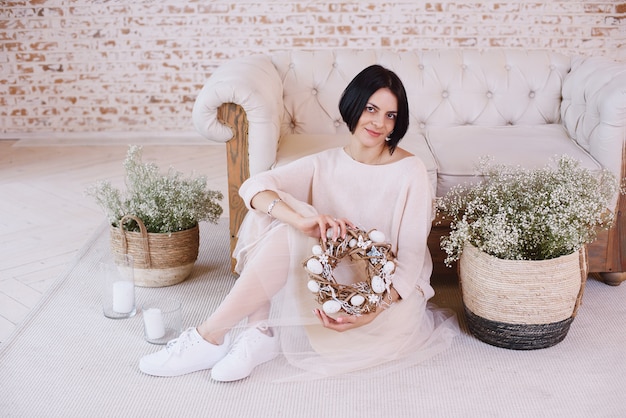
top-left (371, 275), bottom-right (386, 293)
top-left (306, 258), bottom-right (324, 275)
top-left (349, 238), bottom-right (357, 248)
top-left (369, 230), bottom-right (385, 243)
top-left (382, 260), bottom-right (395, 274)
top-left (350, 294), bottom-right (365, 306)
top-left (326, 228), bottom-right (334, 239)
top-left (307, 280), bottom-right (320, 293)
top-left (322, 300), bottom-right (342, 314)
top-left (312, 244), bottom-right (323, 255)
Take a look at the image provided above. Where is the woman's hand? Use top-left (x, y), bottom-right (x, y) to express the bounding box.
top-left (313, 287), bottom-right (400, 332)
top-left (295, 215), bottom-right (354, 242)
top-left (313, 308), bottom-right (379, 332)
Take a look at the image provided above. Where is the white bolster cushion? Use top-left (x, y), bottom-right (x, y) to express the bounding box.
top-left (562, 55), bottom-right (626, 179)
top-left (192, 54), bottom-right (284, 175)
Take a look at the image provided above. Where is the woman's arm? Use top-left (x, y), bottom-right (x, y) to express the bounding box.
top-left (243, 152), bottom-right (356, 241)
top-left (250, 189), bottom-right (350, 241)
top-left (389, 161), bottom-right (436, 300)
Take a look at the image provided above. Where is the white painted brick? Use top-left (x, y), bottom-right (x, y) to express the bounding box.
top-left (1, 0), bottom-right (623, 136)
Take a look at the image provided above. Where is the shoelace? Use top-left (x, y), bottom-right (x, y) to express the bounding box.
top-left (228, 324), bottom-right (271, 359)
top-left (166, 327), bottom-right (196, 356)
top-left (227, 332), bottom-right (254, 359)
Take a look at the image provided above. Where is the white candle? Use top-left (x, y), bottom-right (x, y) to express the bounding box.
top-left (112, 281), bottom-right (134, 314)
top-left (143, 308), bottom-right (166, 339)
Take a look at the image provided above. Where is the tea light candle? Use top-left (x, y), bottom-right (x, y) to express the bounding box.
top-left (143, 308), bottom-right (165, 339)
top-left (112, 281), bottom-right (134, 314)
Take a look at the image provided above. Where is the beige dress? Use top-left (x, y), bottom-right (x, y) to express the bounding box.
top-left (232, 147), bottom-right (459, 379)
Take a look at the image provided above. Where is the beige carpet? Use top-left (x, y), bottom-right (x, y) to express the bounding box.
top-left (1, 219), bottom-right (625, 417)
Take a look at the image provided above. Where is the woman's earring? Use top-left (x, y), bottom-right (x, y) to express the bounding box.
top-left (385, 131), bottom-right (393, 142)
top-left (385, 137), bottom-right (391, 142)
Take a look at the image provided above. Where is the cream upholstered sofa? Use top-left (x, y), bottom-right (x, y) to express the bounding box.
top-left (192, 50), bottom-right (626, 285)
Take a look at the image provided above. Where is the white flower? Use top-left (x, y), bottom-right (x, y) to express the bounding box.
top-left (368, 294), bottom-right (380, 304)
top-left (86, 145), bottom-right (223, 233)
top-left (437, 155), bottom-right (620, 264)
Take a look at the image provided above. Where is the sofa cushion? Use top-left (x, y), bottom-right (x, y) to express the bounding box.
top-left (427, 124), bottom-right (603, 197)
top-left (273, 133), bottom-right (438, 193)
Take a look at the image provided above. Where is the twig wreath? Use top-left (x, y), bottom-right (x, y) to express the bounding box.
top-left (303, 227), bottom-right (396, 315)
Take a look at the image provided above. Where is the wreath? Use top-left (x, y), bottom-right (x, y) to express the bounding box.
top-left (303, 227), bottom-right (396, 315)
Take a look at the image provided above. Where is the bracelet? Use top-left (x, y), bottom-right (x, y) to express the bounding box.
top-left (267, 198), bottom-right (282, 217)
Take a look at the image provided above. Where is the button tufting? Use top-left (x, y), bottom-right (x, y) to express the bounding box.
top-left (312, 89), bottom-right (317, 95)
top-left (529, 91), bottom-right (536, 98)
top-left (462, 64), bottom-right (468, 70)
top-left (289, 63), bottom-right (295, 69)
top-left (442, 91), bottom-right (449, 98)
top-left (504, 65), bottom-right (511, 71)
top-left (418, 64), bottom-right (425, 70)
top-left (334, 120), bottom-right (341, 127)
top-left (486, 91), bottom-right (493, 98)
top-left (419, 122), bottom-right (426, 129)
top-left (332, 62), bottom-right (338, 68)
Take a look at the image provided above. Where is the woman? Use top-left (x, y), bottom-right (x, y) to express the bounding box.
top-left (139, 65), bottom-right (458, 381)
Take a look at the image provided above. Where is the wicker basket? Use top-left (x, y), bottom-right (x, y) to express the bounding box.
top-left (110, 215), bottom-right (199, 287)
top-left (458, 243), bottom-right (588, 350)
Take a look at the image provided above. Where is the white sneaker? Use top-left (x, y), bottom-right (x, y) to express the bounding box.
top-left (210, 324), bottom-right (279, 382)
top-left (139, 327), bottom-right (230, 377)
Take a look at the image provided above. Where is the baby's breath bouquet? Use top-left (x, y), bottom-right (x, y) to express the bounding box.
top-left (87, 145), bottom-right (223, 233)
top-left (436, 155), bottom-right (620, 266)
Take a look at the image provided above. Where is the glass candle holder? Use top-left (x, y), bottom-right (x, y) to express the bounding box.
top-left (100, 254), bottom-right (136, 319)
top-left (142, 299), bottom-right (182, 345)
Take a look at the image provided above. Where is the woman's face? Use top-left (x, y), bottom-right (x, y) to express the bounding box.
top-left (353, 87), bottom-right (397, 148)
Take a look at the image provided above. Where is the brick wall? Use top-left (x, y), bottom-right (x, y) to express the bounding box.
top-left (1, 1), bottom-right (624, 137)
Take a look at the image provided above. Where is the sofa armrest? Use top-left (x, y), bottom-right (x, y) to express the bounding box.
top-left (562, 56), bottom-right (626, 179)
top-left (192, 55), bottom-right (284, 271)
top-left (563, 56), bottom-right (626, 276)
top-left (192, 54), bottom-right (284, 175)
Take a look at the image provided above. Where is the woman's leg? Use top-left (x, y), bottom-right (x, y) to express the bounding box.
top-left (139, 224), bottom-right (291, 377)
top-left (197, 224), bottom-right (290, 344)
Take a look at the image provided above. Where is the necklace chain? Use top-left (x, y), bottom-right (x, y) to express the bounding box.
top-left (347, 145), bottom-right (387, 165)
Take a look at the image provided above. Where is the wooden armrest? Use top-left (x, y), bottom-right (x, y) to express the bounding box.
top-left (217, 102), bottom-right (249, 273)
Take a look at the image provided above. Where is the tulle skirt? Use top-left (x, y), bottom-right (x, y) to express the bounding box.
top-left (232, 192), bottom-right (459, 380)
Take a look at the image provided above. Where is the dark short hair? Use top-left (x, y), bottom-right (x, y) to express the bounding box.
top-left (338, 64), bottom-right (409, 154)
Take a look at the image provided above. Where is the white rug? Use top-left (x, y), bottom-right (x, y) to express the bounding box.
top-left (1, 220), bottom-right (625, 417)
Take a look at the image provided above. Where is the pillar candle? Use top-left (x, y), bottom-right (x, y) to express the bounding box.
top-left (112, 281), bottom-right (134, 314)
top-left (143, 308), bottom-right (165, 339)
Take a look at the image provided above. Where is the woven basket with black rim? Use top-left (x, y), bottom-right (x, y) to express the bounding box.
top-left (458, 243), bottom-right (588, 350)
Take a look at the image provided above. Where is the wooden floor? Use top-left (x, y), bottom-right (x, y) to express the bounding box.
top-left (0, 140), bottom-right (228, 343)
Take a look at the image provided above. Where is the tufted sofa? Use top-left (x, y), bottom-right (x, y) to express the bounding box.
top-left (192, 50), bottom-right (626, 285)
